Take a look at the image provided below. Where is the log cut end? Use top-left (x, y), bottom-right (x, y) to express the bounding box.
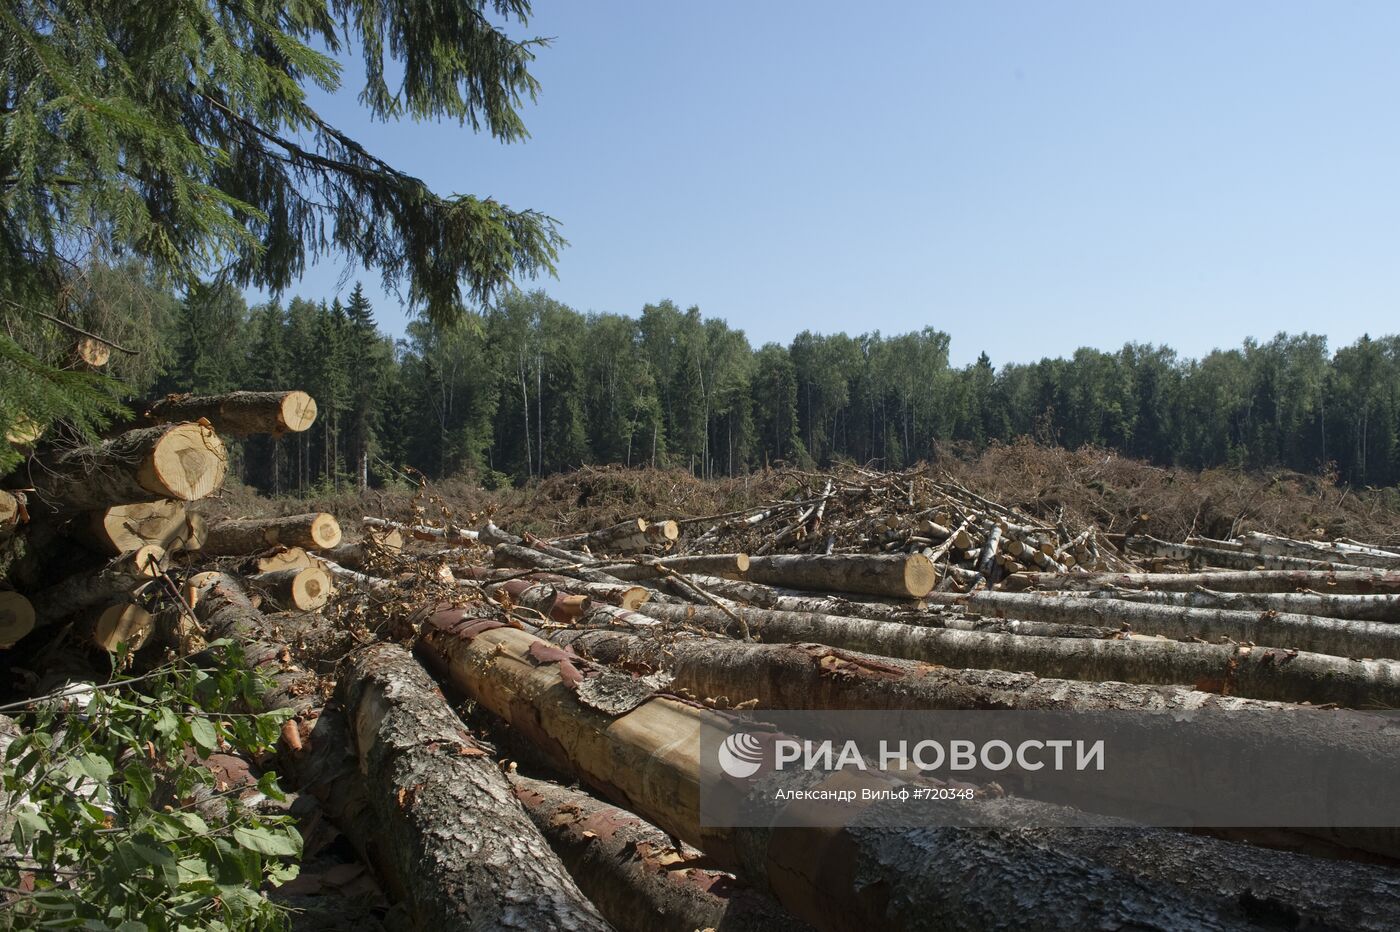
top-left (90, 603), bottom-right (154, 652)
top-left (0, 592), bottom-right (36, 648)
top-left (0, 490), bottom-right (21, 534)
top-left (277, 391), bottom-right (318, 433)
top-left (74, 336), bottom-right (111, 367)
top-left (254, 546), bottom-right (315, 574)
top-left (617, 586), bottom-right (651, 610)
top-left (140, 423), bottom-right (228, 501)
top-left (290, 565), bottom-right (332, 610)
top-left (903, 553), bottom-right (937, 598)
top-left (306, 513), bottom-right (342, 550)
top-left (130, 544), bottom-right (167, 578)
top-left (174, 512), bottom-right (208, 552)
top-left (82, 501), bottom-right (187, 555)
top-left (645, 520), bottom-right (680, 543)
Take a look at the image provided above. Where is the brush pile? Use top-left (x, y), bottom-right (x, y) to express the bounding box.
top-left (6, 408), bottom-right (1400, 931)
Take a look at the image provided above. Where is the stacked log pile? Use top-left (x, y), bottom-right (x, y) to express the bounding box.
top-left (9, 450), bottom-right (1400, 930)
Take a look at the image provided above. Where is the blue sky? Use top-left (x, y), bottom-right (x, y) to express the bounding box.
top-left (270, 1), bottom-right (1400, 366)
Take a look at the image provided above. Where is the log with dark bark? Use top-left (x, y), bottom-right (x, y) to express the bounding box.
top-left (923, 590), bottom-right (1400, 660)
top-left (203, 513), bottom-right (342, 555)
top-left (743, 554), bottom-right (936, 599)
top-left (1005, 568), bottom-right (1400, 595)
top-left (27, 544), bottom-right (163, 623)
top-left (415, 610), bottom-right (1273, 932)
top-left (334, 643), bottom-right (611, 931)
top-left (22, 423), bottom-right (227, 512)
top-left (250, 566), bottom-right (333, 611)
top-left (509, 773), bottom-right (807, 932)
top-left (628, 600), bottom-right (1400, 707)
top-left (552, 518), bottom-right (651, 554)
top-left (490, 541), bottom-right (622, 585)
top-left (146, 390), bottom-right (317, 435)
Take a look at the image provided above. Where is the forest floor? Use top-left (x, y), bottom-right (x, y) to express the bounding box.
top-left (213, 438), bottom-right (1400, 545)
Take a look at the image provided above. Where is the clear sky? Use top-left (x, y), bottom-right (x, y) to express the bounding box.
top-left (273, 1), bottom-right (1400, 366)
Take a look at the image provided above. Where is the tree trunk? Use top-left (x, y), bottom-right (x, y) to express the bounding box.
top-left (1125, 535), bottom-right (1371, 572)
top-left (415, 612), bottom-right (1268, 932)
top-left (332, 643), bottom-right (612, 931)
top-left (744, 554), bottom-right (936, 599)
top-left (203, 512), bottom-right (342, 554)
top-left (0, 591), bottom-right (35, 648)
top-left (490, 542), bottom-right (623, 585)
top-left (250, 566), bottom-right (333, 611)
top-left (597, 554), bottom-right (751, 581)
top-left (509, 773), bottom-right (806, 932)
top-left (923, 590), bottom-right (1400, 660)
top-left (1005, 568), bottom-right (1400, 595)
top-left (552, 519), bottom-right (652, 554)
top-left (145, 390), bottom-right (318, 435)
top-left (29, 544), bottom-right (164, 621)
top-left (23, 423), bottom-right (227, 512)
top-left (627, 601), bottom-right (1400, 708)
top-left (1049, 586), bottom-right (1400, 623)
top-left (363, 516), bottom-right (472, 544)
top-left (1238, 531), bottom-right (1400, 570)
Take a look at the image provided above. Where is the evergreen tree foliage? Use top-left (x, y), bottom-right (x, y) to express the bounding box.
top-left (1, 0), bottom-right (560, 467)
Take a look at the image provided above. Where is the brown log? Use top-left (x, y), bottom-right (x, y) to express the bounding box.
top-left (24, 423), bottom-right (227, 512)
top-left (628, 601), bottom-right (1400, 708)
top-left (0, 591), bottom-right (36, 648)
top-left (644, 519), bottom-right (680, 546)
top-left (416, 609), bottom-right (1267, 932)
top-left (83, 602), bottom-right (155, 652)
top-left (72, 501), bottom-right (186, 555)
top-left (490, 542), bottom-right (622, 585)
top-left (203, 512), bottom-right (342, 554)
top-left (1050, 586), bottom-right (1400, 623)
top-left (29, 544), bottom-right (164, 621)
top-left (485, 578), bottom-right (592, 623)
top-left (146, 390), bottom-right (317, 435)
top-left (744, 553), bottom-right (936, 599)
top-left (248, 546), bottom-right (316, 574)
top-left (509, 773), bottom-right (806, 932)
top-left (596, 553), bottom-right (751, 581)
top-left (250, 566), bottom-right (333, 611)
top-left (1006, 568), bottom-right (1400, 596)
top-left (553, 518), bottom-right (651, 554)
top-left (924, 590), bottom-right (1400, 660)
top-left (516, 572), bottom-right (651, 611)
top-left (335, 643), bottom-right (611, 931)
top-left (0, 490), bottom-right (23, 541)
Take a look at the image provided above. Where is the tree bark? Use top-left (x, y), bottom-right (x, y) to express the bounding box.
top-left (1125, 535), bottom-right (1371, 572)
top-left (627, 601), bottom-right (1400, 707)
top-left (203, 512), bottom-right (342, 554)
top-left (415, 612), bottom-right (1268, 932)
top-left (335, 643), bottom-right (611, 931)
top-left (29, 544), bottom-right (164, 621)
top-left (923, 590), bottom-right (1400, 660)
top-left (595, 554), bottom-right (751, 581)
top-left (509, 773), bottom-right (806, 932)
top-left (743, 554), bottom-right (936, 599)
top-left (1049, 586), bottom-right (1400, 623)
top-left (250, 566), bottom-right (333, 611)
top-left (363, 516), bottom-right (472, 544)
top-left (23, 423), bottom-right (227, 511)
top-left (145, 390), bottom-right (318, 435)
top-left (490, 541), bottom-right (623, 585)
top-left (552, 518), bottom-right (651, 554)
top-left (1005, 568), bottom-right (1400, 595)
top-left (1238, 531), bottom-right (1400, 570)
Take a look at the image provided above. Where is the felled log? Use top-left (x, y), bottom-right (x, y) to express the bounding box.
top-left (1062, 586), bottom-right (1400, 623)
top-left (923, 590), bottom-right (1400, 660)
top-left (24, 423), bottom-right (227, 512)
top-left (644, 519), bottom-right (680, 548)
top-left (29, 544), bottom-right (164, 621)
top-left (1005, 568), bottom-right (1400, 595)
top-left (203, 513), bottom-right (342, 554)
top-left (146, 390), bottom-right (317, 435)
top-left (509, 773), bottom-right (805, 932)
top-left (250, 566), bottom-right (333, 611)
top-left (416, 610), bottom-right (1265, 932)
top-left (247, 546), bottom-right (315, 574)
top-left (1238, 531), bottom-right (1400, 570)
top-left (743, 554), bottom-right (936, 599)
top-left (317, 533), bottom-right (403, 571)
top-left (0, 591), bottom-right (35, 648)
top-left (596, 553), bottom-right (751, 581)
top-left (628, 601), bottom-right (1400, 708)
top-left (517, 572), bottom-right (650, 610)
top-left (1125, 535), bottom-right (1370, 572)
top-left (0, 490), bottom-right (23, 542)
top-left (363, 516), bottom-right (469, 544)
top-left (490, 542), bottom-right (621, 585)
top-left (82, 602), bottom-right (155, 652)
top-left (486, 578), bottom-right (591, 623)
top-left (72, 501), bottom-right (186, 555)
top-left (335, 643), bottom-right (610, 931)
top-left (553, 518), bottom-right (651, 554)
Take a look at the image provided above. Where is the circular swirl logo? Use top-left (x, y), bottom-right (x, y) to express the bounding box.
top-left (718, 732), bottom-right (765, 778)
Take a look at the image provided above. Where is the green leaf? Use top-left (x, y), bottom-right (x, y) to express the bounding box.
top-left (231, 824), bottom-right (299, 857)
top-left (188, 717), bottom-right (217, 755)
top-left (75, 752), bottom-right (115, 783)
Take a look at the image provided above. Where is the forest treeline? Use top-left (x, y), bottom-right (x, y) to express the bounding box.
top-left (119, 270), bottom-right (1400, 492)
